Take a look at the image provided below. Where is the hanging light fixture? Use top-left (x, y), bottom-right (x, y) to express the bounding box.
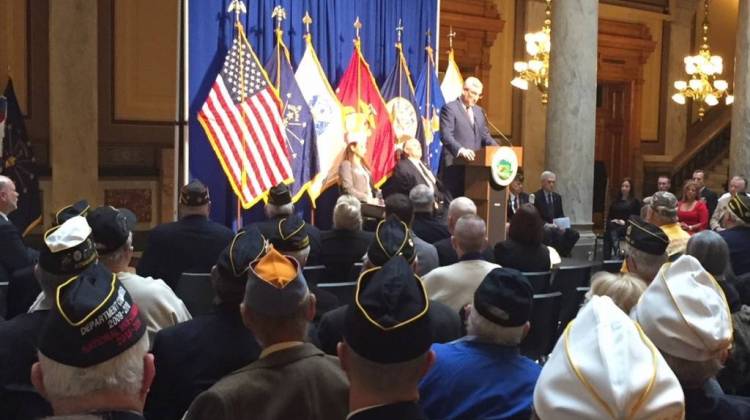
top-left (511, 0), bottom-right (551, 104)
top-left (672, 0), bottom-right (733, 119)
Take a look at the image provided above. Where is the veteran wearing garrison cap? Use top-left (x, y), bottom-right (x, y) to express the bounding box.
top-left (633, 255), bottom-right (750, 419)
top-left (338, 256), bottom-right (435, 420)
top-left (644, 191), bottom-right (690, 259)
top-left (145, 228), bottom-right (266, 420)
top-left (719, 194), bottom-right (750, 276)
top-left (185, 247), bottom-right (348, 420)
top-left (621, 216), bottom-right (669, 284)
top-left (31, 264), bottom-right (153, 419)
top-left (137, 179), bottom-right (234, 289)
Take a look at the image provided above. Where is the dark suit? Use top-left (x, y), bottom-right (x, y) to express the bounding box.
top-left (137, 215), bottom-right (234, 289)
top-left (532, 189), bottom-right (579, 257)
top-left (316, 300), bottom-right (462, 356)
top-left (319, 229), bottom-right (373, 282)
top-left (0, 217), bottom-right (39, 318)
top-left (253, 216), bottom-right (322, 266)
top-left (700, 187), bottom-right (719, 219)
top-left (144, 306), bottom-right (261, 420)
top-left (412, 212), bottom-right (450, 244)
top-left (507, 192), bottom-right (530, 220)
top-left (439, 99), bottom-right (496, 198)
top-left (434, 237), bottom-right (494, 267)
top-left (349, 401), bottom-right (427, 420)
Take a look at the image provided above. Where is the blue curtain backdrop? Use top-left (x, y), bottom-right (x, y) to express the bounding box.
top-left (188, 0), bottom-right (438, 228)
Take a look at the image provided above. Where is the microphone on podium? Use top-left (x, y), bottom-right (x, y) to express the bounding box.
top-left (481, 108), bottom-right (513, 147)
top-left (529, 193), bottom-right (535, 205)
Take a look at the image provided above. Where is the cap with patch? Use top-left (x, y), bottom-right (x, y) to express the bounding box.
top-left (39, 216), bottom-right (98, 275)
top-left (644, 191), bottom-right (678, 219)
top-left (344, 256), bottom-right (431, 363)
top-left (244, 247), bottom-right (308, 317)
top-left (633, 255), bottom-right (733, 362)
top-left (625, 216), bottom-right (669, 256)
top-left (367, 216), bottom-right (416, 266)
top-left (215, 227), bottom-right (268, 302)
top-left (269, 214), bottom-right (310, 252)
top-left (534, 295), bottom-right (684, 420)
top-left (180, 179), bottom-right (210, 207)
top-left (727, 193), bottom-right (750, 224)
top-left (54, 200), bottom-right (90, 226)
top-left (268, 183), bottom-right (292, 206)
top-left (87, 206), bottom-right (137, 255)
top-left (473, 268), bottom-right (533, 327)
top-left (38, 263), bottom-right (146, 367)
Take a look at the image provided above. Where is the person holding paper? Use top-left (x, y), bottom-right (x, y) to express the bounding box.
top-left (532, 171), bottom-right (580, 257)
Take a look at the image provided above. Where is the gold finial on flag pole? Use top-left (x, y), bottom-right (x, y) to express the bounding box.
top-left (395, 19), bottom-right (404, 45)
top-left (448, 26), bottom-right (456, 51)
top-left (272, 5), bottom-right (286, 37)
top-left (354, 17), bottom-right (362, 41)
top-left (302, 11), bottom-right (312, 35)
top-left (228, 0), bottom-right (247, 24)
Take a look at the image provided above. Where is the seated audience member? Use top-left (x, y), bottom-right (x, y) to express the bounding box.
top-left (253, 183), bottom-right (322, 264)
top-left (137, 180), bottom-right (234, 289)
top-left (423, 214), bottom-right (500, 312)
top-left (693, 169), bottom-right (718, 218)
top-left (316, 217), bottom-right (461, 355)
top-left (533, 295), bottom-right (684, 419)
top-left (434, 197), bottom-right (493, 266)
top-left (0, 216), bottom-right (97, 419)
top-left (678, 180), bottom-right (709, 235)
top-left (383, 194), bottom-right (438, 275)
top-left (719, 194), bottom-right (750, 276)
top-left (31, 265), bottom-right (153, 419)
top-left (633, 255), bottom-right (750, 419)
top-left (603, 177), bottom-right (641, 259)
top-left (507, 170), bottom-right (529, 221)
top-left (87, 206), bottom-right (191, 341)
top-left (144, 228), bottom-right (266, 420)
top-left (339, 136), bottom-right (380, 204)
top-left (532, 171), bottom-right (580, 257)
top-left (320, 195), bottom-right (373, 280)
top-left (711, 175), bottom-right (749, 231)
top-left (622, 217), bottom-right (669, 284)
top-left (644, 191), bottom-right (690, 259)
top-left (419, 268), bottom-right (541, 419)
top-left (382, 137), bottom-right (446, 205)
top-left (185, 248), bottom-right (349, 420)
top-left (585, 272), bottom-right (646, 313)
top-left (495, 204), bottom-right (560, 272)
top-left (338, 256), bottom-right (435, 419)
top-left (410, 184), bottom-right (450, 244)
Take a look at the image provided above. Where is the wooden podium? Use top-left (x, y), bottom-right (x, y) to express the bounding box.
top-left (456, 146), bottom-right (523, 246)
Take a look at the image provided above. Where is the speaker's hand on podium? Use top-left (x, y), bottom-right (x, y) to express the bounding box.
top-left (457, 147), bottom-right (475, 161)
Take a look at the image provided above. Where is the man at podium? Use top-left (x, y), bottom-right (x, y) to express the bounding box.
top-left (439, 77), bottom-right (497, 198)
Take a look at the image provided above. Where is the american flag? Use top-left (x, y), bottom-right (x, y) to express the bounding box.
top-left (198, 34), bottom-right (293, 208)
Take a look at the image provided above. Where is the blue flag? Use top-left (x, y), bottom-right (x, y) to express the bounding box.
top-left (264, 36), bottom-right (319, 203)
top-left (381, 43), bottom-right (423, 151)
top-left (1, 79), bottom-right (41, 235)
top-left (415, 48), bottom-right (446, 174)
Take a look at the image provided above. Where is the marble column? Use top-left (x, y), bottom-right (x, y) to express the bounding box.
top-left (48, 0), bottom-right (99, 222)
top-left (544, 0), bottom-right (598, 228)
top-left (730, 0), bottom-right (750, 178)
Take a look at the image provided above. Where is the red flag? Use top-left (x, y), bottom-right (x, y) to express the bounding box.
top-left (197, 26), bottom-right (292, 209)
top-left (336, 42), bottom-right (396, 186)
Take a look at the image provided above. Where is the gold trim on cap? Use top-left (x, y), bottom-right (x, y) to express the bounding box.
top-left (228, 230), bottom-right (269, 277)
top-left (374, 218), bottom-right (410, 259)
top-left (353, 265), bottom-right (430, 331)
top-left (55, 271), bottom-right (118, 327)
top-left (627, 218), bottom-right (668, 244)
top-left (278, 217), bottom-right (306, 240)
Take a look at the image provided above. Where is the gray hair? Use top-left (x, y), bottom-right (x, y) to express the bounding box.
top-left (686, 230), bottom-right (732, 277)
top-left (265, 202), bottom-right (294, 218)
top-left (447, 197), bottom-right (477, 227)
top-left (0, 175), bottom-right (12, 191)
top-left (661, 351), bottom-right (724, 388)
top-left (466, 307), bottom-right (525, 345)
top-left (624, 243), bottom-right (667, 284)
top-left (454, 214), bottom-right (486, 254)
top-left (333, 195), bottom-right (362, 231)
top-left (463, 76), bottom-right (483, 91)
top-left (97, 233), bottom-right (133, 269)
top-left (409, 184), bottom-right (435, 213)
top-left (540, 171), bottom-right (556, 182)
top-left (38, 334), bottom-right (148, 398)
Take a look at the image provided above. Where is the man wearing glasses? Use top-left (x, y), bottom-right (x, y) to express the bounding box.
top-left (439, 77), bottom-right (497, 198)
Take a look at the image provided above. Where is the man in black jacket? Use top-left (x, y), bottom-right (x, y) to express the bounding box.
top-left (693, 169), bottom-right (718, 218)
top-left (532, 171), bottom-right (579, 257)
top-left (137, 180), bottom-right (234, 289)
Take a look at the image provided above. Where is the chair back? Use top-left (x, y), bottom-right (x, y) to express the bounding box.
top-left (521, 271), bottom-right (554, 294)
top-left (317, 281), bottom-right (357, 307)
top-left (552, 263), bottom-right (594, 340)
top-left (521, 291), bottom-right (562, 363)
top-left (174, 272), bottom-right (215, 317)
top-left (601, 259), bottom-right (624, 273)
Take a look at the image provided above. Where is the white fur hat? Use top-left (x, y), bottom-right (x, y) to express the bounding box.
top-left (633, 255), bottom-right (733, 362)
top-left (533, 295), bottom-right (684, 420)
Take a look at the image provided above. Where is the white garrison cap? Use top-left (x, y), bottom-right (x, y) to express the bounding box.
top-left (533, 296), bottom-right (684, 420)
top-left (633, 255), bottom-right (733, 361)
top-left (44, 215), bottom-right (92, 252)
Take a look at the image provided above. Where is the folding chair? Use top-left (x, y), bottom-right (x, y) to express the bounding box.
top-left (601, 259), bottom-right (624, 273)
top-left (316, 281), bottom-right (357, 307)
top-left (552, 263), bottom-right (594, 339)
top-left (521, 291), bottom-right (562, 363)
top-left (174, 272), bottom-right (215, 317)
top-left (521, 271), bottom-right (554, 294)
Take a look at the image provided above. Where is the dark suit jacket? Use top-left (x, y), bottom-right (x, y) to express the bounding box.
top-left (412, 212), bottom-right (450, 244)
top-left (439, 99), bottom-right (495, 167)
top-left (533, 189), bottom-right (564, 223)
top-left (507, 192), bottom-right (530, 220)
top-left (494, 239), bottom-right (551, 273)
top-left (0, 218), bottom-right (35, 280)
top-left (0, 218), bottom-right (39, 318)
top-left (320, 229), bottom-right (373, 279)
top-left (700, 187), bottom-right (719, 218)
top-left (144, 306), bottom-right (261, 420)
top-left (253, 216), bottom-right (323, 266)
top-left (434, 237), bottom-right (494, 267)
top-left (382, 157), bottom-right (433, 197)
top-left (316, 300), bottom-right (462, 356)
top-left (137, 215), bottom-right (234, 289)
top-left (184, 343), bottom-right (349, 420)
top-left (349, 401), bottom-right (427, 420)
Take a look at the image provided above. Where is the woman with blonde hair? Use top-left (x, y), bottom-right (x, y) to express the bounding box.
top-left (586, 272), bottom-right (647, 313)
top-left (678, 179), bottom-right (709, 234)
top-left (338, 136), bottom-right (380, 204)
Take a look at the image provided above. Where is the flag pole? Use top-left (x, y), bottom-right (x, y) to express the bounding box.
top-left (228, 0), bottom-right (247, 228)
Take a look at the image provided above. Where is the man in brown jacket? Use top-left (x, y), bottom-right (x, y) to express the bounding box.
top-left (184, 247), bottom-right (349, 420)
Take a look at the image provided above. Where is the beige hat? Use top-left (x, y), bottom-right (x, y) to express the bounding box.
top-left (533, 295), bottom-right (684, 420)
top-left (633, 255), bottom-right (733, 362)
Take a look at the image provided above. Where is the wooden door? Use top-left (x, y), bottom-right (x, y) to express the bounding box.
top-left (596, 82), bottom-right (632, 204)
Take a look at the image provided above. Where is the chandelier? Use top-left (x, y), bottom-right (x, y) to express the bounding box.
top-left (671, 0), bottom-right (733, 119)
top-left (511, 0), bottom-right (551, 104)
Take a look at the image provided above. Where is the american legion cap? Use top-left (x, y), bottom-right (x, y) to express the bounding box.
top-left (367, 216), bottom-right (416, 267)
top-left (87, 206), bottom-right (137, 256)
top-left (39, 215), bottom-right (97, 275)
top-left (625, 216), bottom-right (669, 256)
